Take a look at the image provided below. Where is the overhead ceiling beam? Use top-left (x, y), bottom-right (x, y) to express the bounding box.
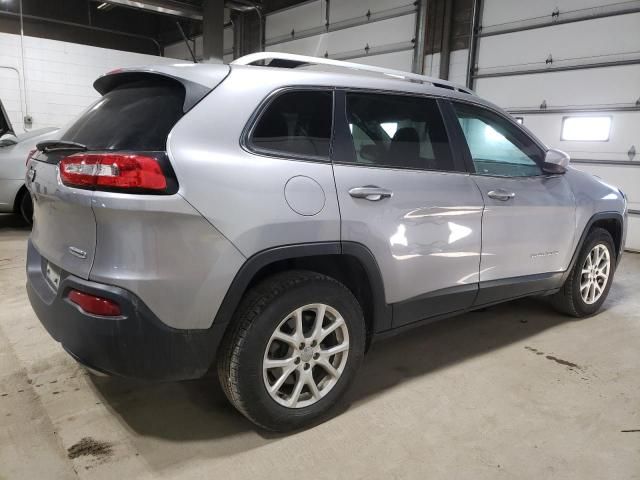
top-left (92, 0), bottom-right (264, 23)
top-left (93, 0), bottom-right (203, 20)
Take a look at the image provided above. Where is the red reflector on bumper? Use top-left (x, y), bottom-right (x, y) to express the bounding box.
top-left (68, 289), bottom-right (122, 317)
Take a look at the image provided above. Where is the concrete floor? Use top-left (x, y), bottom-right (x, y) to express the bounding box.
top-left (0, 213), bottom-right (639, 480)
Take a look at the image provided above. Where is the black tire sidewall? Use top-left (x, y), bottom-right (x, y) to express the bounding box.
top-left (570, 229), bottom-right (616, 316)
top-left (19, 191), bottom-right (33, 225)
top-left (233, 279), bottom-right (365, 431)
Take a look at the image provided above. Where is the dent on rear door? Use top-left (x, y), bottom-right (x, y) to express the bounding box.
top-left (334, 166), bottom-right (484, 309)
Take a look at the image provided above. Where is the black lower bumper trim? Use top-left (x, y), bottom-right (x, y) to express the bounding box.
top-left (26, 240), bottom-right (226, 381)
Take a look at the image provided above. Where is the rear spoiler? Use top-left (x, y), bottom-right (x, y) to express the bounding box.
top-left (93, 64), bottom-right (230, 112)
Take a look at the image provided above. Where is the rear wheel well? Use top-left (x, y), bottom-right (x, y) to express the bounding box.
top-left (590, 217), bottom-right (622, 258)
top-left (13, 185), bottom-right (27, 213)
top-left (246, 255), bottom-right (375, 347)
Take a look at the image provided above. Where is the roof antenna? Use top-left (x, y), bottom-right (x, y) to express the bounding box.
top-left (176, 21), bottom-right (198, 63)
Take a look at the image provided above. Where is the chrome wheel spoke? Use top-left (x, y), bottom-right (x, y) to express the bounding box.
top-left (288, 373), bottom-right (305, 407)
top-left (320, 316), bottom-right (345, 342)
top-left (306, 375), bottom-right (321, 399)
top-left (272, 330), bottom-right (298, 348)
top-left (269, 365), bottom-right (296, 393)
top-left (321, 341), bottom-right (349, 357)
top-left (310, 304), bottom-right (326, 341)
top-left (293, 308), bottom-right (304, 341)
top-left (316, 357), bottom-right (339, 378)
top-left (264, 357), bottom-right (295, 369)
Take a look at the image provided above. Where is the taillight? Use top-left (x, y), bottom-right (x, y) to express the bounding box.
top-left (26, 149), bottom-right (37, 165)
top-left (59, 153), bottom-right (167, 191)
top-left (68, 289), bottom-right (122, 317)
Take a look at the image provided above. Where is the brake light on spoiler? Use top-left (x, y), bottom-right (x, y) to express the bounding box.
top-left (59, 153), bottom-right (167, 191)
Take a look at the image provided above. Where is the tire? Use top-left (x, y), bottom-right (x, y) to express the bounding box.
top-left (17, 189), bottom-right (33, 226)
top-left (217, 270), bottom-right (365, 432)
top-left (551, 227), bottom-right (616, 317)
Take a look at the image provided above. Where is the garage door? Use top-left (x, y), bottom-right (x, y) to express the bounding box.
top-left (471, 0), bottom-right (640, 251)
top-left (265, 0), bottom-right (417, 71)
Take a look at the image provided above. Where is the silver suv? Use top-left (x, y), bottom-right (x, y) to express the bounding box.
top-left (25, 53), bottom-right (627, 431)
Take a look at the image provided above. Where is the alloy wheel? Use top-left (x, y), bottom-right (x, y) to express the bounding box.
top-left (263, 303), bottom-right (349, 408)
top-left (580, 244), bottom-right (610, 305)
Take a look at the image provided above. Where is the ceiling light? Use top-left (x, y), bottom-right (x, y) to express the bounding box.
top-left (561, 116), bottom-right (611, 142)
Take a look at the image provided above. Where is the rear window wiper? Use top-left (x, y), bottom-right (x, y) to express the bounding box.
top-left (37, 140), bottom-right (88, 153)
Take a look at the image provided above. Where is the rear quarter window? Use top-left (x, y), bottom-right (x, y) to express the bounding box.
top-left (248, 90), bottom-right (333, 160)
top-left (62, 80), bottom-right (185, 151)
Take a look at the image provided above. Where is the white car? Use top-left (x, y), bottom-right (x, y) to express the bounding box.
top-left (0, 100), bottom-right (58, 224)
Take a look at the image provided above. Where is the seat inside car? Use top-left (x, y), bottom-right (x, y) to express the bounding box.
top-left (387, 126), bottom-right (422, 169)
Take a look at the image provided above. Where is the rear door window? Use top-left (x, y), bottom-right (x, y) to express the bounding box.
top-left (343, 92), bottom-right (455, 171)
top-left (62, 80), bottom-right (185, 151)
top-left (249, 90), bottom-right (333, 160)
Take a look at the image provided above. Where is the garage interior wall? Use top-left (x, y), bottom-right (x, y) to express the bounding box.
top-left (164, 8), bottom-right (234, 63)
top-left (471, 0), bottom-right (640, 251)
top-left (3, 1), bottom-right (638, 250)
top-left (164, 27), bottom-right (234, 63)
top-left (264, 0), bottom-right (416, 70)
top-left (0, 32), bottom-right (184, 134)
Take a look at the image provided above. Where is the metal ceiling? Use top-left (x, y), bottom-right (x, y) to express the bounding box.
top-left (0, 0), bottom-right (304, 55)
top-left (91, 0), bottom-right (204, 20)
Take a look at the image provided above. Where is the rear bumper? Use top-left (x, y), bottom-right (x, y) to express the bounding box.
top-left (26, 240), bottom-right (226, 381)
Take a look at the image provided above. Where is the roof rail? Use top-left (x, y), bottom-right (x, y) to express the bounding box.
top-left (231, 52), bottom-right (475, 95)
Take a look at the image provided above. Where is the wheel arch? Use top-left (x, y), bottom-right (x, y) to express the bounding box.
top-left (213, 242), bottom-right (392, 349)
top-left (565, 211), bottom-right (625, 281)
top-left (12, 183), bottom-right (28, 213)
top-left (590, 216), bottom-right (624, 260)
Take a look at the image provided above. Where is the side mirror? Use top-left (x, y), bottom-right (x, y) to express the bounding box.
top-left (0, 133), bottom-right (18, 147)
top-left (543, 148), bottom-right (570, 174)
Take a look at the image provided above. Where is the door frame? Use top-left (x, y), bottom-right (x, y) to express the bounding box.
top-left (439, 98), bottom-right (575, 303)
top-left (330, 88), bottom-right (484, 329)
top-left (331, 88), bottom-right (470, 174)
top-left (0, 99), bottom-right (14, 137)
top-left (438, 98), bottom-right (552, 175)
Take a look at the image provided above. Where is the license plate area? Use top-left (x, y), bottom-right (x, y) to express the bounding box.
top-left (45, 262), bottom-right (61, 291)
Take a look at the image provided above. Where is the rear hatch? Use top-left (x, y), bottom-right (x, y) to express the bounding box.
top-left (26, 68), bottom-right (225, 279)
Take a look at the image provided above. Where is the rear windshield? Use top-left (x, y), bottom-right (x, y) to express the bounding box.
top-left (62, 80), bottom-right (185, 151)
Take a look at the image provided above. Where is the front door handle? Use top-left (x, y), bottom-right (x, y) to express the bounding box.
top-left (487, 189), bottom-right (515, 201)
top-left (349, 186), bottom-right (393, 201)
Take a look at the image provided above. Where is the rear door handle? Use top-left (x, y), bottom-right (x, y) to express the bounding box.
top-left (487, 189), bottom-right (515, 201)
top-left (348, 186), bottom-right (393, 201)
